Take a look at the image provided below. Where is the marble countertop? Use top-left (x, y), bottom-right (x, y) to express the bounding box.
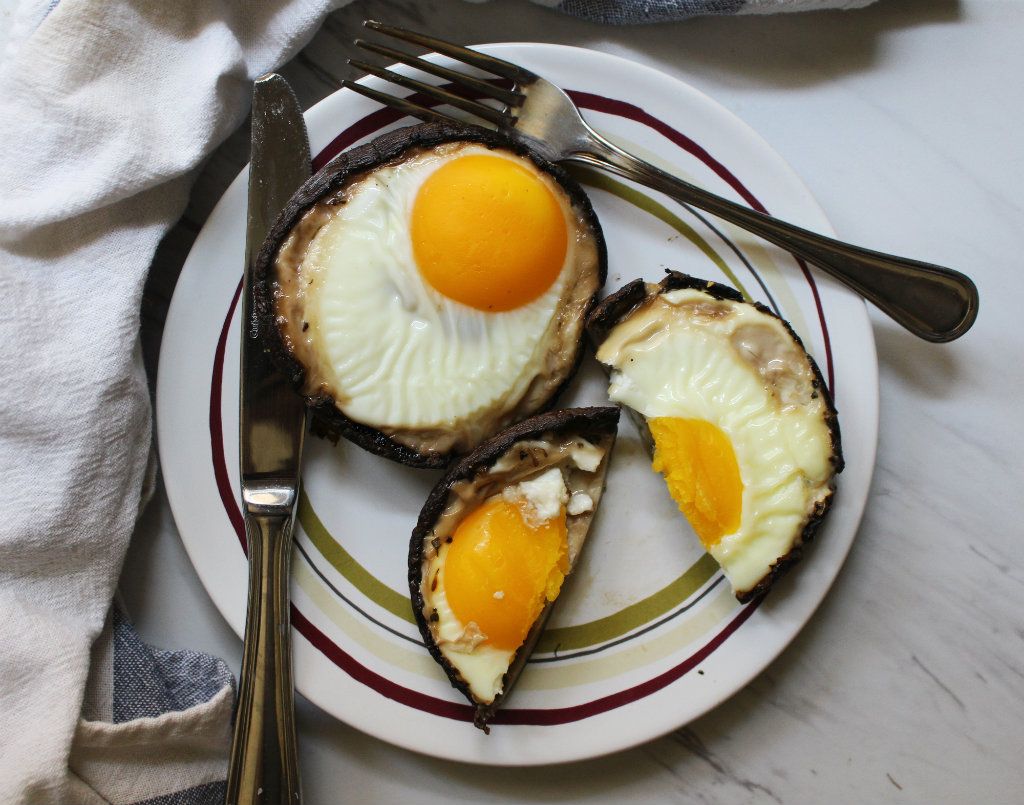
top-left (131, 0), bottom-right (1024, 802)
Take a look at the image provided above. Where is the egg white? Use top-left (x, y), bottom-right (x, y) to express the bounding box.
top-left (597, 288), bottom-right (835, 595)
top-left (299, 143), bottom-right (580, 431)
top-left (425, 548), bottom-right (515, 705)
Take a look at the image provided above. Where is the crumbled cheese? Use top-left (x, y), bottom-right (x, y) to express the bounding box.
top-left (570, 440), bottom-right (603, 472)
top-left (442, 621), bottom-right (488, 654)
top-left (493, 590), bottom-right (505, 600)
top-left (567, 491), bottom-right (594, 516)
top-left (503, 467), bottom-right (568, 526)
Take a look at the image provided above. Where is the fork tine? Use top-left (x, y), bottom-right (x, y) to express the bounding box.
top-left (354, 39), bottom-right (522, 108)
top-left (347, 59), bottom-right (512, 127)
top-left (340, 79), bottom-right (455, 125)
top-left (364, 20), bottom-right (536, 84)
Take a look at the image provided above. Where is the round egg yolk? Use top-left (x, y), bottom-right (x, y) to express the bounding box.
top-left (649, 417), bottom-right (743, 549)
top-left (411, 154), bottom-right (569, 312)
top-left (443, 497), bottom-right (569, 651)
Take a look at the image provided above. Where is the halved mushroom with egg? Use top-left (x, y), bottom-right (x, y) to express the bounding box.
top-left (254, 121), bottom-right (606, 469)
top-left (588, 272), bottom-right (843, 602)
top-left (409, 406), bottom-right (619, 731)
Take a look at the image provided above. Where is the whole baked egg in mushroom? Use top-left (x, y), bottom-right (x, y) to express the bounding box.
top-left (256, 122), bottom-right (606, 468)
top-left (588, 272), bottom-right (844, 602)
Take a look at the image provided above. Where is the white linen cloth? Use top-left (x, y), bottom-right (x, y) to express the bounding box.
top-left (0, 3), bottom-right (341, 802)
top-left (0, 0), bottom-right (876, 803)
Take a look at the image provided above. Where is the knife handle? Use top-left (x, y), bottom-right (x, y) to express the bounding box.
top-left (226, 509), bottom-right (302, 805)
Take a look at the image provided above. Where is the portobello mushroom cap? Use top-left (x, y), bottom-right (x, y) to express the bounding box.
top-left (254, 121), bottom-right (607, 469)
top-left (408, 406), bottom-right (620, 731)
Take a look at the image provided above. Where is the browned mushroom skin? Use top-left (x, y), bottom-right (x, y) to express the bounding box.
top-left (408, 406), bottom-right (620, 730)
top-left (586, 271), bottom-right (844, 603)
top-left (253, 121), bottom-right (607, 469)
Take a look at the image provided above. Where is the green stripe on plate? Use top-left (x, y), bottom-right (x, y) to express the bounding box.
top-left (535, 553), bottom-right (719, 652)
top-left (575, 169), bottom-right (751, 301)
top-left (299, 489), bottom-right (416, 624)
top-left (302, 486), bottom-right (720, 652)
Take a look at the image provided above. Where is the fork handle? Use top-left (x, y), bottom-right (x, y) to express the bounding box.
top-left (572, 132), bottom-right (979, 342)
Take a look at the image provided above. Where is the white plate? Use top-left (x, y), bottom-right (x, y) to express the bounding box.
top-left (157, 43), bottom-right (878, 766)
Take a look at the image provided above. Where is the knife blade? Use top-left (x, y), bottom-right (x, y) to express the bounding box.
top-left (227, 72), bottom-right (310, 805)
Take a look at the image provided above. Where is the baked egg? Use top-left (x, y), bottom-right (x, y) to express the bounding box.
top-left (257, 123), bottom-right (605, 468)
top-left (589, 273), bottom-right (842, 601)
top-left (410, 407), bottom-right (619, 730)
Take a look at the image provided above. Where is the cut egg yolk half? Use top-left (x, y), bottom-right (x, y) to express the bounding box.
top-left (411, 154), bottom-right (569, 312)
top-left (649, 417), bottom-right (744, 549)
top-left (444, 497), bottom-right (569, 651)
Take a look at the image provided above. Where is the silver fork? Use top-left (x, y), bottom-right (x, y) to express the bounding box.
top-left (344, 21), bottom-right (978, 343)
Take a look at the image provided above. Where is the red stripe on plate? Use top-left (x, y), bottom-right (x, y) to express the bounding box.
top-left (212, 277), bottom-right (246, 551)
top-left (798, 257), bottom-right (836, 392)
top-left (567, 90), bottom-right (767, 214)
top-left (571, 90), bottom-right (835, 393)
top-left (291, 599), bottom-right (760, 727)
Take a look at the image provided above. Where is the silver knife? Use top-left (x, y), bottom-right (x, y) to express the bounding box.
top-left (227, 72), bottom-right (310, 805)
